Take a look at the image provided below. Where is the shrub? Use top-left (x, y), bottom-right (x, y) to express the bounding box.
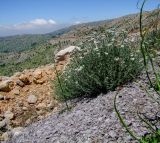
top-left (54, 29), bottom-right (143, 100)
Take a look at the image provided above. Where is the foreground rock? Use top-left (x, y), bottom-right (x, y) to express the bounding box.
top-left (55, 46), bottom-right (80, 62)
top-left (0, 80), bottom-right (14, 92)
top-left (6, 74), bottom-right (159, 143)
top-left (27, 94), bottom-right (37, 104)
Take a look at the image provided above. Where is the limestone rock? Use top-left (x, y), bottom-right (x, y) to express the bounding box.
top-left (0, 80), bottom-right (14, 92)
top-left (33, 70), bottom-right (46, 84)
top-left (19, 74), bottom-right (30, 85)
top-left (33, 70), bottom-right (43, 80)
top-left (27, 94), bottom-right (37, 104)
top-left (55, 46), bottom-right (80, 62)
top-left (1, 132), bottom-right (10, 141)
top-left (0, 120), bottom-right (6, 129)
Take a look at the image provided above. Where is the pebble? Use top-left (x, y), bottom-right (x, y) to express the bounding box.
top-left (4, 111), bottom-right (14, 120)
top-left (27, 94), bottom-right (37, 104)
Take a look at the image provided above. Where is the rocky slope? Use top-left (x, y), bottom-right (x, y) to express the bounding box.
top-left (0, 46), bottom-right (77, 141)
top-left (5, 72), bottom-right (160, 143)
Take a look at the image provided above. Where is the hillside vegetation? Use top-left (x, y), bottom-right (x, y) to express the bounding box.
top-left (0, 9), bottom-right (159, 77)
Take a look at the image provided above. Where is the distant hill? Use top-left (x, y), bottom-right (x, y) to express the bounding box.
top-left (0, 9), bottom-right (159, 76)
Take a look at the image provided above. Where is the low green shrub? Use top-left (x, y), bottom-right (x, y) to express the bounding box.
top-left (141, 129), bottom-right (160, 143)
top-left (54, 29), bottom-right (143, 100)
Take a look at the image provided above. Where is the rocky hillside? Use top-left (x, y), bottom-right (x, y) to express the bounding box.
top-left (1, 9), bottom-right (160, 77)
top-left (5, 71), bottom-right (160, 143)
top-left (0, 8), bottom-right (160, 143)
top-left (0, 47), bottom-right (75, 141)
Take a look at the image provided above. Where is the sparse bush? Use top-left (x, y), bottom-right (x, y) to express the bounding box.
top-left (54, 29), bottom-right (143, 100)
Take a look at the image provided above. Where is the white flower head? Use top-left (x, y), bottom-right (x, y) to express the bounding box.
top-left (111, 38), bottom-right (115, 42)
top-left (130, 54), bottom-right (134, 57)
top-left (105, 52), bottom-right (108, 55)
top-left (120, 45), bottom-right (124, 48)
top-left (94, 47), bottom-right (99, 51)
top-left (131, 58), bottom-right (135, 61)
top-left (124, 39), bottom-right (128, 42)
top-left (75, 66), bottom-right (84, 72)
top-left (114, 57), bottom-right (120, 61)
top-left (107, 43), bottom-right (112, 47)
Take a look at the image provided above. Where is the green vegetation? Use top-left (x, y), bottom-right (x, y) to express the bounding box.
top-left (54, 29), bottom-right (143, 100)
top-left (0, 34), bottom-right (50, 53)
top-left (0, 44), bottom-right (56, 76)
top-left (114, 1), bottom-right (160, 143)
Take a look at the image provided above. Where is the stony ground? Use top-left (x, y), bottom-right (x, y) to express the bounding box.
top-left (0, 55), bottom-right (70, 141)
top-left (5, 72), bottom-right (160, 143)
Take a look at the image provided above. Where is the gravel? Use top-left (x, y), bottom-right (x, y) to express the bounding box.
top-left (6, 73), bottom-right (160, 143)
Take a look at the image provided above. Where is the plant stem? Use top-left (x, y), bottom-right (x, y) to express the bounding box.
top-left (55, 66), bottom-right (69, 110)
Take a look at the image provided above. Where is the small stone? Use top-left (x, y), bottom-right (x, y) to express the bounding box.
top-left (1, 132), bottom-right (10, 141)
top-left (27, 94), bottom-right (37, 104)
top-left (11, 127), bottom-right (24, 137)
top-left (16, 80), bottom-right (25, 87)
top-left (4, 111), bottom-right (14, 120)
top-left (108, 130), bottom-right (117, 138)
top-left (0, 120), bottom-right (6, 128)
top-left (22, 107), bottom-right (28, 111)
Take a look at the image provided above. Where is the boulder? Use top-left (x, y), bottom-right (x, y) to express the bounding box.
top-left (55, 46), bottom-right (80, 62)
top-left (27, 94), bottom-right (37, 104)
top-left (0, 80), bottom-right (14, 92)
top-left (19, 74), bottom-right (30, 85)
top-left (33, 69), bottom-right (46, 84)
top-left (33, 70), bottom-right (43, 80)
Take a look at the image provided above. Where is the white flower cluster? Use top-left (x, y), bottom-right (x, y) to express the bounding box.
top-left (114, 57), bottom-right (120, 61)
top-left (130, 54), bottom-right (135, 61)
top-left (120, 45), bottom-right (124, 48)
top-left (75, 66), bottom-right (84, 72)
